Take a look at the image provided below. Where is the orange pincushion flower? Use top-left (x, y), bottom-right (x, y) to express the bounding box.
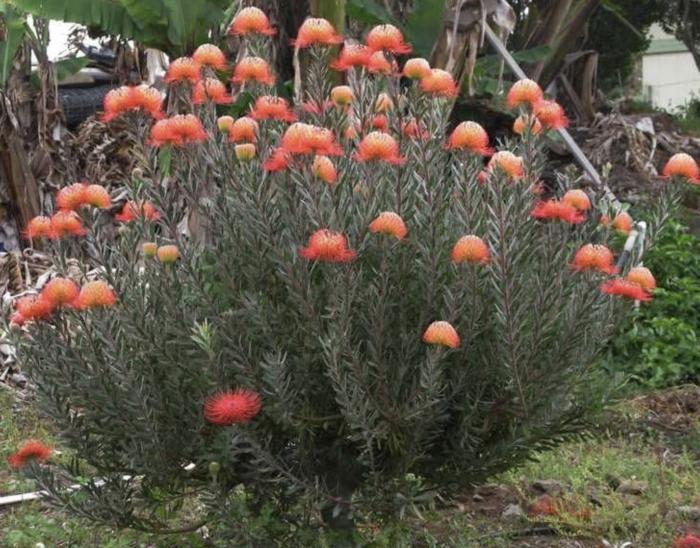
top-left (157, 244), bottom-right (180, 263)
top-left (562, 189), bottom-right (591, 211)
top-left (115, 200), bottom-right (160, 223)
top-left (529, 495), bottom-right (559, 517)
top-left (76, 280), bottom-right (117, 309)
top-left (204, 388), bottom-right (262, 425)
top-left (601, 278), bottom-right (652, 302)
top-left (662, 152), bottom-right (700, 182)
top-left (506, 79), bottom-right (544, 109)
top-left (299, 229), bottom-right (357, 262)
top-left (293, 18), bottom-right (343, 48)
top-left (228, 6), bottom-right (276, 36)
top-left (281, 123), bottom-right (342, 156)
top-left (534, 99), bottom-right (569, 129)
top-left (371, 114), bottom-right (389, 132)
top-left (101, 85), bottom-right (164, 122)
top-left (531, 200), bottom-right (585, 224)
top-left (25, 216), bottom-right (54, 239)
top-left (312, 155), bottom-right (337, 185)
top-left (8, 440), bottom-right (52, 469)
top-left (420, 69), bottom-right (458, 97)
top-left (451, 235), bottom-right (490, 264)
top-left (355, 131), bottom-right (405, 165)
top-left (15, 295), bottom-right (54, 321)
top-left (367, 51), bottom-right (396, 75)
top-left (235, 143), bottom-right (257, 161)
top-left (249, 95), bottom-right (297, 122)
top-left (142, 242), bottom-right (158, 257)
top-left (570, 244), bottom-right (617, 274)
top-left (84, 184), bottom-right (111, 208)
top-left (56, 183), bottom-right (88, 211)
top-left (41, 277), bottom-right (80, 308)
top-left (487, 151), bottom-right (524, 180)
top-left (401, 118), bottom-right (429, 140)
top-left (217, 115), bottom-right (234, 133)
top-left (626, 266), bottom-right (656, 292)
top-left (330, 85), bottom-right (353, 106)
top-left (165, 57), bottom-right (202, 84)
top-left (228, 117), bottom-right (258, 143)
top-left (601, 210), bottom-right (633, 235)
top-left (263, 148), bottom-right (290, 172)
top-left (331, 44), bottom-right (371, 71)
top-left (192, 44), bottom-right (227, 70)
top-left (149, 115), bottom-right (208, 147)
top-left (51, 211), bottom-right (87, 237)
top-left (193, 78), bottom-right (233, 104)
top-left (447, 121), bottom-right (493, 155)
top-left (366, 24), bottom-right (411, 54)
top-left (403, 57), bottom-right (431, 79)
top-left (513, 114), bottom-right (542, 136)
top-left (422, 321), bottom-right (460, 349)
top-left (232, 57), bottom-right (275, 86)
top-left (369, 211), bottom-right (407, 240)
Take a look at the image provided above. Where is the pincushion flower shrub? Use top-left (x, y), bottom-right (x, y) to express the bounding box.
top-left (8, 13), bottom-right (697, 540)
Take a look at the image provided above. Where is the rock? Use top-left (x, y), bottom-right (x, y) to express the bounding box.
top-left (472, 493), bottom-right (484, 502)
top-left (532, 479), bottom-right (563, 496)
top-left (10, 373), bottom-right (27, 387)
top-left (675, 506), bottom-right (700, 521)
top-left (476, 483), bottom-right (501, 497)
top-left (605, 474), bottom-right (621, 490)
top-left (586, 485), bottom-right (603, 507)
top-left (617, 480), bottom-right (648, 496)
top-left (501, 503), bottom-right (525, 522)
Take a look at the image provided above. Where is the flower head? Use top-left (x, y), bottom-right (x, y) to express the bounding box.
top-left (142, 242), bottom-right (158, 257)
top-left (422, 321), bottom-right (460, 349)
top-left (8, 440), bottom-right (52, 469)
top-left (165, 57), bottom-right (202, 84)
top-left (355, 131), bottom-right (405, 165)
top-left (531, 200), bottom-right (585, 224)
top-left (51, 211), bottom-right (87, 237)
top-left (217, 115), bottom-right (234, 133)
top-left (229, 7), bottom-right (276, 36)
top-left (293, 18), bottom-right (343, 48)
top-left (674, 534), bottom-right (700, 548)
top-left (204, 388), bottom-right (262, 425)
top-left (506, 79), bottom-right (544, 109)
top-left (601, 210), bottom-right (633, 235)
top-left (299, 229), bottom-right (357, 262)
top-left (85, 184), bottom-right (112, 208)
top-left (487, 151), bottom-right (524, 180)
top-left (601, 278), bottom-right (652, 302)
top-left (369, 211), bottom-right (407, 240)
top-left (420, 69), bottom-right (458, 97)
top-left (403, 57), bottom-right (431, 79)
top-left (157, 244), bottom-right (180, 263)
top-left (42, 277), bottom-right (80, 308)
top-left (76, 281), bottom-right (117, 309)
top-left (513, 114), bottom-right (542, 136)
top-left (101, 85), bottom-right (164, 122)
top-left (626, 266), bottom-right (656, 292)
top-left (114, 200), bottom-right (160, 223)
top-left (56, 182), bottom-right (88, 210)
top-left (562, 189), bottom-right (591, 211)
top-left (312, 155), bottom-right (337, 185)
top-left (235, 143), bottom-right (257, 161)
top-left (366, 24), bottom-right (411, 54)
top-left (662, 152), bottom-right (700, 183)
top-left (232, 57), bottom-right (275, 86)
top-left (375, 93), bottom-right (394, 113)
top-left (401, 118), bottom-right (429, 140)
top-left (193, 78), bottom-right (233, 104)
top-left (249, 95), bottom-right (297, 122)
top-left (331, 44), bottom-right (371, 71)
top-left (25, 216), bottom-right (54, 240)
top-left (570, 244), bottom-right (617, 274)
top-left (281, 123), bottom-right (342, 156)
top-left (367, 51), bottom-right (396, 75)
top-left (263, 148), bottom-right (290, 172)
top-left (451, 235), bottom-right (490, 264)
top-left (330, 85), bottom-right (353, 107)
top-left (149, 115), bottom-right (208, 147)
top-left (15, 295), bottom-right (54, 321)
top-left (192, 44), bottom-right (227, 70)
top-left (534, 99), bottom-right (569, 130)
top-left (447, 121), bottom-right (492, 155)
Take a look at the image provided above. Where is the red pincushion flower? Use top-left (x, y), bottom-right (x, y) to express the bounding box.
top-left (401, 118), bottom-right (429, 140)
top-left (232, 57), bottom-right (276, 86)
top-left (228, 7), bottom-right (276, 36)
top-left (281, 123), bottom-right (342, 156)
top-left (369, 211), bottom-right (408, 240)
top-left (51, 211), bottom-right (87, 238)
top-left (601, 278), bottom-right (652, 302)
top-left (420, 69), bottom-right (458, 97)
top-left (228, 116), bottom-right (258, 143)
top-left (299, 229), bottom-right (357, 262)
top-left (662, 152), bottom-right (700, 183)
top-left (513, 114), bottom-right (542, 136)
top-left (56, 182), bottom-right (88, 210)
top-left (403, 57), bottom-right (431, 79)
top-left (674, 534), bottom-right (700, 548)
top-left (8, 440), bottom-right (52, 469)
top-left (447, 121), bottom-right (493, 155)
top-left (293, 18), bottom-right (343, 48)
top-left (165, 57), bottom-right (202, 84)
top-left (487, 151), bottom-right (524, 180)
top-left (367, 51), bottom-right (396, 75)
top-left (193, 78), bottom-right (233, 105)
top-left (562, 189), bottom-right (591, 211)
top-left (15, 295), bottom-right (54, 321)
top-left (506, 78), bottom-right (544, 109)
top-left (114, 200), bottom-right (160, 223)
top-left (249, 95), bottom-right (297, 122)
top-left (192, 44), bottom-right (227, 70)
top-left (331, 44), bottom-right (371, 72)
top-left (85, 184), bottom-right (112, 208)
top-left (366, 24), bottom-right (412, 54)
top-left (25, 216), bottom-right (54, 240)
top-left (534, 99), bottom-right (569, 130)
top-left (76, 280), bottom-right (117, 309)
top-left (355, 131), bottom-right (405, 165)
top-left (626, 266), bottom-right (656, 292)
top-left (42, 277), bottom-right (80, 308)
top-left (422, 321), bottom-right (460, 349)
top-left (263, 148), bottom-right (291, 172)
top-left (570, 244), bottom-right (617, 274)
top-left (532, 200), bottom-right (585, 224)
top-left (204, 388), bottom-right (262, 425)
top-left (451, 235), bottom-right (490, 264)
top-left (371, 114), bottom-right (389, 132)
top-left (312, 155), bottom-right (338, 185)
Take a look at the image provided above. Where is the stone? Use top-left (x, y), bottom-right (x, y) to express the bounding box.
top-left (472, 493), bottom-right (484, 502)
top-left (617, 480), bottom-right (648, 495)
top-left (532, 479), bottom-right (564, 496)
top-left (501, 503), bottom-right (525, 521)
top-left (675, 506), bottom-right (700, 521)
top-left (10, 373), bottom-right (27, 387)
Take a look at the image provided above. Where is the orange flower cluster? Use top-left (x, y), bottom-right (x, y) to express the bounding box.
top-left (114, 200), bottom-right (161, 223)
top-left (506, 79), bottom-right (569, 131)
top-left (447, 122), bottom-right (493, 156)
top-left (451, 235), bottom-right (490, 264)
top-left (25, 188), bottom-right (99, 241)
top-left (281, 123), bottom-right (342, 156)
top-left (299, 229), bottom-right (357, 262)
top-left (249, 95), bottom-right (297, 122)
top-left (232, 56), bottom-right (276, 86)
top-left (293, 18), bottom-right (343, 48)
top-left (531, 200), bottom-right (585, 224)
top-left (149, 114), bottom-right (208, 147)
top-left (193, 78), bottom-right (233, 105)
top-left (7, 440), bottom-right (52, 469)
top-left (228, 6), bottom-right (276, 37)
top-left (600, 210), bottom-right (633, 235)
top-left (662, 152), bottom-right (699, 183)
top-left (486, 151), bottom-right (524, 180)
top-left (226, 116), bottom-right (258, 143)
top-left (204, 388), bottom-right (262, 425)
top-left (369, 211), bottom-right (408, 240)
top-left (366, 24), bottom-right (412, 54)
top-left (53, 182), bottom-right (111, 212)
top-left (101, 85), bottom-right (164, 122)
top-left (355, 131), bottom-right (405, 165)
top-left (165, 57), bottom-right (202, 84)
top-left (192, 44), bottom-right (227, 70)
top-left (570, 244), bottom-right (617, 275)
top-left (312, 155), bottom-right (338, 185)
top-left (422, 321), bottom-right (460, 349)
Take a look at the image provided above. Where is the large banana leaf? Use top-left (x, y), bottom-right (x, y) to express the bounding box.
top-left (0, 4), bottom-right (27, 87)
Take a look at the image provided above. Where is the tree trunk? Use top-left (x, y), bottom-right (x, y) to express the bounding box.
top-left (679, 0), bottom-right (700, 73)
top-left (309, 0), bottom-right (346, 35)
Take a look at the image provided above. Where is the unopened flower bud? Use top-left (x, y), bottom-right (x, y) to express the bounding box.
top-left (157, 244), bottom-right (179, 263)
top-left (217, 115), bottom-right (234, 133)
top-left (235, 143), bottom-right (257, 161)
top-left (208, 461), bottom-right (221, 478)
top-left (142, 242), bottom-right (157, 258)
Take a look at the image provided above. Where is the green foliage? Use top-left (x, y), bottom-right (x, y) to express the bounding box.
top-left (607, 219), bottom-right (700, 388)
top-left (0, 4), bottom-right (26, 87)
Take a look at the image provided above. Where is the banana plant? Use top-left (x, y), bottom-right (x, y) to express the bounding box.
top-left (0, 4), bottom-right (25, 87)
